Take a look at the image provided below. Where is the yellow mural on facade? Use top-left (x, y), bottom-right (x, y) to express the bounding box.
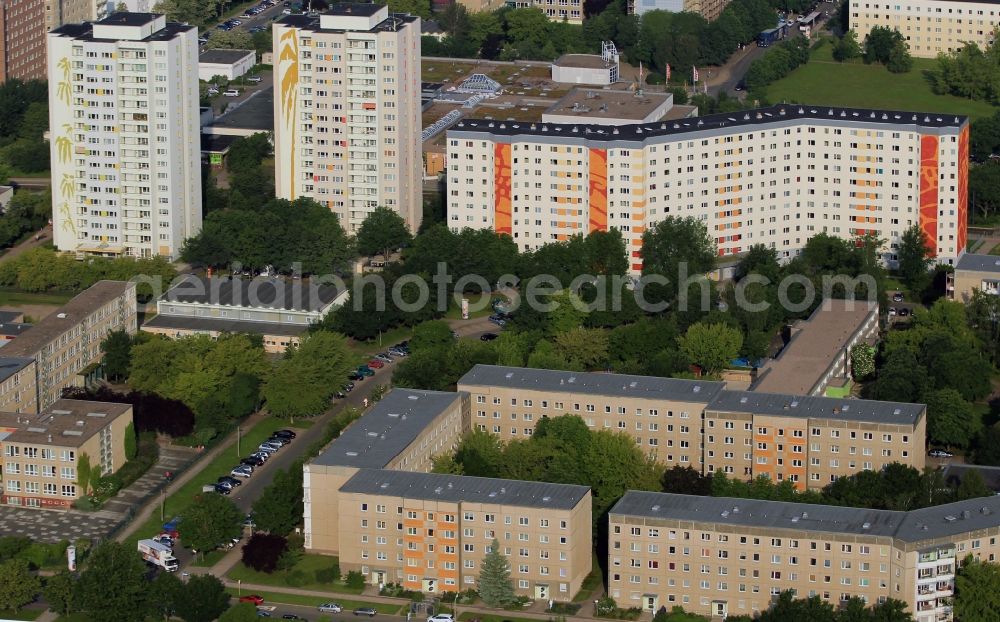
top-left (56, 57), bottom-right (71, 106)
top-left (55, 56), bottom-right (77, 236)
top-left (278, 29), bottom-right (299, 194)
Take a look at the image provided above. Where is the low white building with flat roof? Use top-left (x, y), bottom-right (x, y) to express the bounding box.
top-left (198, 48), bottom-right (256, 81)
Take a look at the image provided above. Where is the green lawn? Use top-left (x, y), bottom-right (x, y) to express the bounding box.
top-left (190, 548), bottom-right (228, 568)
top-left (458, 613), bottom-right (542, 622)
top-left (0, 289), bottom-right (73, 306)
top-left (0, 609), bottom-right (42, 621)
top-left (227, 554), bottom-right (364, 594)
top-left (990, 243), bottom-right (1000, 256)
top-left (572, 554), bottom-right (605, 602)
top-left (765, 44), bottom-right (999, 120)
top-left (124, 416), bottom-right (293, 551)
top-left (444, 291), bottom-right (496, 320)
top-left (224, 588), bottom-right (404, 614)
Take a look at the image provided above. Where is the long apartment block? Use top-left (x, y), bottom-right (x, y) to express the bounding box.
top-left (456, 365), bottom-right (926, 491)
top-left (273, 3), bottom-right (423, 233)
top-left (850, 0), bottom-right (1000, 58)
top-left (445, 105), bottom-right (969, 272)
top-left (47, 12), bottom-right (202, 259)
top-left (609, 491), bottom-right (1000, 621)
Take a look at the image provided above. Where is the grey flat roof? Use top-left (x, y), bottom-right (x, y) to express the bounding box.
top-left (0, 357), bottom-right (33, 384)
top-left (162, 275), bottom-right (341, 312)
top-left (544, 89), bottom-right (670, 122)
top-left (0, 312), bottom-right (22, 325)
top-left (341, 468), bottom-right (590, 510)
top-left (199, 49), bottom-right (255, 65)
top-left (458, 365), bottom-right (726, 403)
top-left (200, 134), bottom-right (240, 154)
top-left (707, 390), bottom-right (924, 426)
top-left (100, 11), bottom-right (160, 26)
top-left (943, 464), bottom-right (1000, 491)
top-left (142, 314), bottom-right (309, 337)
top-left (0, 323), bottom-right (31, 338)
top-left (50, 18), bottom-right (194, 43)
top-left (753, 299), bottom-right (877, 396)
top-left (1, 399), bottom-right (132, 448)
top-left (955, 253), bottom-right (1000, 273)
top-left (311, 389), bottom-right (464, 469)
top-left (554, 54), bottom-right (612, 69)
top-left (211, 87), bottom-right (274, 132)
top-left (326, 2), bottom-right (386, 17)
top-left (278, 10), bottom-right (417, 33)
top-left (611, 491), bottom-right (1000, 542)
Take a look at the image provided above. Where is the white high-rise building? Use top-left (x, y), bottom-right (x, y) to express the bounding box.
top-left (47, 12), bottom-right (202, 259)
top-left (273, 3), bottom-right (422, 233)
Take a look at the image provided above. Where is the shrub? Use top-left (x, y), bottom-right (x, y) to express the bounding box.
top-left (345, 570), bottom-right (366, 590)
top-left (547, 603), bottom-right (582, 615)
top-left (241, 533), bottom-right (288, 574)
top-left (315, 563), bottom-right (340, 584)
top-left (284, 568), bottom-right (308, 587)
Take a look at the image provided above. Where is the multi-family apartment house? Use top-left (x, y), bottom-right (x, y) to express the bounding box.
top-left (850, 0), bottom-right (1000, 58)
top-left (0, 399), bottom-right (133, 509)
top-left (609, 491), bottom-right (1000, 621)
top-left (946, 252), bottom-right (1000, 302)
top-left (445, 105), bottom-right (969, 273)
top-left (304, 389), bottom-right (469, 555)
top-left (503, 0), bottom-right (584, 23)
top-left (630, 0), bottom-right (731, 21)
top-left (0, 358), bottom-right (38, 414)
top-left (45, 0), bottom-right (108, 32)
top-left (2, 281), bottom-right (137, 411)
top-left (272, 3), bottom-right (423, 232)
top-left (457, 365), bottom-right (927, 491)
top-left (336, 469), bottom-right (592, 598)
top-left (47, 12), bottom-right (202, 259)
top-left (0, 0), bottom-right (47, 82)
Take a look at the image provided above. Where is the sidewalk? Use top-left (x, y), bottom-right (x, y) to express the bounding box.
top-left (94, 445), bottom-right (200, 521)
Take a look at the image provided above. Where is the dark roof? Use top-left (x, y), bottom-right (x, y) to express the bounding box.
top-left (0, 323), bottom-right (31, 338)
top-left (955, 253), bottom-right (1000, 273)
top-left (0, 399), bottom-right (132, 448)
top-left (943, 464), bottom-right (1000, 492)
top-left (458, 365), bottom-right (726, 404)
top-left (326, 2), bottom-right (387, 16)
top-left (311, 389), bottom-right (464, 469)
top-left (161, 275), bottom-right (342, 312)
top-left (210, 87), bottom-right (273, 132)
top-left (199, 48), bottom-right (255, 65)
top-left (99, 11), bottom-right (161, 26)
top-left (706, 390), bottom-right (924, 426)
top-left (200, 134), bottom-right (240, 154)
top-left (0, 312), bottom-right (23, 325)
top-left (341, 469), bottom-right (590, 510)
top-left (449, 105), bottom-right (968, 142)
top-left (50, 16), bottom-right (195, 42)
top-left (278, 9), bottom-right (417, 33)
top-left (421, 19), bottom-right (445, 34)
top-left (0, 357), bottom-right (34, 384)
top-left (611, 491), bottom-right (1000, 543)
top-left (141, 314), bottom-right (309, 337)
top-left (2, 281), bottom-right (134, 358)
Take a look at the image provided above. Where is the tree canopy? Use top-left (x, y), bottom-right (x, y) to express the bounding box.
top-left (262, 331), bottom-right (355, 419)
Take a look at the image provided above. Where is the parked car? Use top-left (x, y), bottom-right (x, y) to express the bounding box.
top-left (488, 315), bottom-right (507, 327)
top-left (281, 615), bottom-right (306, 620)
top-left (374, 352), bottom-right (393, 363)
top-left (243, 514), bottom-right (256, 529)
top-left (247, 75), bottom-right (263, 83)
top-left (892, 292), bottom-right (904, 302)
top-left (348, 372), bottom-right (365, 381)
top-left (480, 333), bottom-right (498, 341)
top-left (357, 365), bottom-right (375, 377)
top-left (214, 483), bottom-right (233, 494)
top-left (242, 457), bottom-right (265, 468)
top-left (388, 347), bottom-right (408, 357)
top-left (267, 436), bottom-right (290, 446)
top-left (353, 608), bottom-right (377, 617)
top-left (343, 382), bottom-right (355, 393)
top-left (218, 476), bottom-right (242, 488)
top-left (223, 89), bottom-right (240, 97)
top-left (428, 615), bottom-right (455, 622)
top-left (888, 307), bottom-right (897, 316)
top-left (249, 451), bottom-right (270, 462)
top-left (897, 308), bottom-right (910, 317)
top-left (231, 467), bottom-right (252, 478)
top-left (929, 449), bottom-right (954, 458)
top-left (239, 595), bottom-right (265, 605)
top-left (274, 429), bottom-right (297, 439)
top-left (318, 603), bottom-right (343, 613)
top-left (207, 87), bottom-right (219, 95)
top-left (367, 359), bottom-right (385, 369)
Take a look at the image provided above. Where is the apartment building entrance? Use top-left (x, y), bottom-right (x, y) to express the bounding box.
top-left (422, 579), bottom-right (438, 593)
top-left (534, 584), bottom-right (549, 600)
top-left (643, 595), bottom-right (659, 612)
top-left (372, 570), bottom-right (387, 586)
top-left (711, 601), bottom-right (728, 618)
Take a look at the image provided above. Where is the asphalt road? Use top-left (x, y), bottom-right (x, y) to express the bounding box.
top-left (238, 599), bottom-right (402, 622)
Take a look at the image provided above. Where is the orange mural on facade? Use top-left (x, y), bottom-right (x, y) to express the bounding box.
top-left (494, 144), bottom-right (512, 235)
top-left (958, 126), bottom-right (969, 254)
top-left (919, 135), bottom-right (939, 257)
top-left (588, 149), bottom-right (608, 232)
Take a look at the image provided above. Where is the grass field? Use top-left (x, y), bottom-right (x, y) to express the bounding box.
top-left (124, 416), bottom-right (292, 551)
top-left (0, 289), bottom-right (73, 307)
top-left (457, 613), bottom-right (542, 622)
top-left (0, 609), bottom-right (42, 620)
top-left (990, 243), bottom-right (1000, 256)
top-left (765, 44), bottom-right (999, 120)
top-left (228, 554), bottom-right (364, 594)
top-left (224, 588), bottom-right (404, 614)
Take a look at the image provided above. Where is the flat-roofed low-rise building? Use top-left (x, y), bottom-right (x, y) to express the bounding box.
top-left (141, 275), bottom-right (347, 353)
top-left (2, 281), bottom-right (137, 411)
top-left (609, 491), bottom-right (1000, 621)
top-left (337, 469), bottom-right (592, 598)
top-left (304, 389), bottom-right (469, 555)
top-left (0, 399), bottom-right (133, 509)
top-left (947, 252), bottom-right (1000, 302)
top-left (198, 48), bottom-right (255, 82)
top-left (542, 89), bottom-right (677, 127)
top-left (752, 299), bottom-right (879, 397)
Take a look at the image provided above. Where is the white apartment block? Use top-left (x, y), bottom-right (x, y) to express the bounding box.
top-left (446, 105), bottom-right (969, 273)
top-left (850, 0), bottom-right (1000, 58)
top-left (47, 12), bottom-right (202, 259)
top-left (505, 0), bottom-right (584, 23)
top-left (273, 3), bottom-right (422, 233)
top-left (45, 0), bottom-right (109, 32)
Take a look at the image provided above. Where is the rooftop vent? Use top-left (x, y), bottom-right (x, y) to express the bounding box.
top-left (862, 522), bottom-right (871, 530)
top-left (407, 395), bottom-right (419, 400)
top-left (367, 432), bottom-right (378, 437)
top-left (56, 313), bottom-right (67, 319)
top-left (629, 381), bottom-right (638, 388)
top-left (488, 491), bottom-right (497, 498)
top-left (345, 451), bottom-right (359, 457)
top-left (982, 507), bottom-right (991, 515)
top-left (506, 372), bottom-right (514, 379)
top-left (542, 496), bottom-right (551, 502)
top-left (380, 482), bottom-right (389, 489)
top-left (801, 512), bottom-right (808, 519)
top-left (721, 510), bottom-right (730, 518)
top-left (693, 386), bottom-right (701, 393)
top-left (388, 413), bottom-right (399, 418)
top-left (434, 487), bottom-right (443, 494)
top-left (51, 410), bottom-right (71, 415)
top-left (86, 412), bottom-right (107, 418)
top-left (893, 408), bottom-right (901, 415)
top-left (26, 427), bottom-right (45, 433)
top-left (76, 420), bottom-right (84, 427)
top-left (962, 510), bottom-right (971, 519)
top-left (732, 506), bottom-right (740, 514)
top-left (740, 397), bottom-right (748, 404)
top-left (651, 504), bottom-right (660, 512)
top-left (62, 430), bottom-right (83, 436)
top-left (568, 376), bottom-right (576, 383)
top-left (790, 401), bottom-right (799, 408)
top-left (944, 515), bottom-right (957, 522)
top-left (791, 516), bottom-right (800, 523)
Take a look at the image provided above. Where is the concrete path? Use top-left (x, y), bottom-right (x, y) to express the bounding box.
top-left (0, 224), bottom-right (51, 263)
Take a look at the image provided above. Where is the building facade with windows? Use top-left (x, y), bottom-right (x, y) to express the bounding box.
top-left (457, 365), bottom-right (926, 491)
top-left (947, 252), bottom-right (1000, 302)
top-left (272, 4), bottom-right (423, 233)
top-left (504, 0), bottom-right (584, 23)
top-left (445, 105), bottom-right (969, 273)
top-left (629, 0), bottom-right (731, 21)
top-left (0, 0), bottom-right (47, 82)
top-left (0, 358), bottom-right (37, 415)
top-left (45, 0), bottom-right (108, 33)
top-left (609, 491), bottom-right (1000, 621)
top-left (336, 469), bottom-right (592, 599)
top-left (2, 280), bottom-right (137, 411)
top-left (0, 399), bottom-right (133, 509)
top-left (850, 0), bottom-right (1000, 58)
top-left (47, 12), bottom-right (202, 259)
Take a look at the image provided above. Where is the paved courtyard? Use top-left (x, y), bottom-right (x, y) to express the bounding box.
top-left (0, 506), bottom-right (118, 543)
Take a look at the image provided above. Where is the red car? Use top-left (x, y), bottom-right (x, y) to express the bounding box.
top-left (367, 359), bottom-right (385, 369)
top-left (239, 595), bottom-right (264, 605)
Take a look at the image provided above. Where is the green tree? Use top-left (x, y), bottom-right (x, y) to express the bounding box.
top-left (409, 320), bottom-right (455, 353)
top-left (251, 467), bottom-right (303, 536)
top-left (76, 452), bottom-right (93, 496)
top-left (0, 558), bottom-right (40, 612)
top-left (263, 332), bottom-right (354, 420)
top-left (100, 329), bottom-right (133, 382)
top-left (357, 206), bottom-right (413, 260)
top-left (640, 216), bottom-right (716, 309)
top-left (850, 343), bottom-right (876, 380)
top-left (553, 327), bottom-right (609, 370)
top-left (149, 572), bottom-right (183, 620)
top-left (152, 0), bottom-right (214, 25)
top-left (886, 39), bottom-right (913, 73)
top-left (925, 388), bottom-right (980, 449)
top-left (833, 30), bottom-right (862, 61)
top-left (74, 541), bottom-right (150, 622)
top-left (955, 556), bottom-right (1000, 622)
top-left (206, 29), bottom-right (254, 50)
top-left (183, 493), bottom-right (242, 554)
top-left (678, 322), bottom-right (742, 375)
top-left (43, 571), bottom-right (76, 615)
top-left (218, 602), bottom-right (260, 622)
top-left (123, 422), bottom-right (137, 461)
top-left (174, 574), bottom-right (229, 622)
top-left (478, 538), bottom-right (515, 607)
top-left (896, 223), bottom-right (932, 294)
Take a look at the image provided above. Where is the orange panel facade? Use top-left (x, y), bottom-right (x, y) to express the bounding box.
top-left (957, 125), bottom-right (969, 254)
top-left (919, 135), bottom-right (939, 257)
top-left (588, 148), bottom-right (608, 233)
top-left (494, 144), bottom-right (512, 235)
